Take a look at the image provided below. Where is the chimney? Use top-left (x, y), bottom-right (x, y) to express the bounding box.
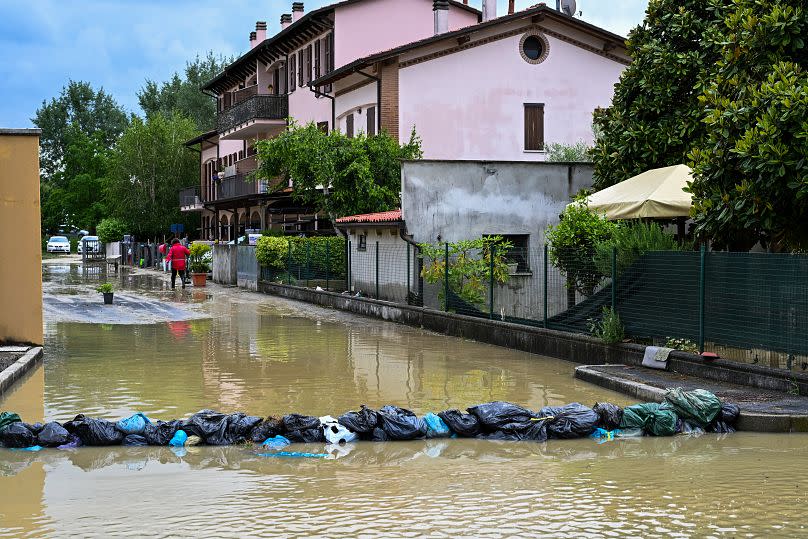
top-left (433, 0), bottom-right (449, 35)
top-left (249, 31), bottom-right (257, 49)
top-left (292, 2), bottom-right (304, 22)
top-left (508, 0), bottom-right (515, 14)
top-left (255, 21), bottom-right (267, 43)
top-left (482, 0), bottom-right (496, 21)
top-left (280, 13), bottom-right (292, 29)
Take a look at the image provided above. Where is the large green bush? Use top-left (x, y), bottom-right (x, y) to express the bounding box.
top-left (593, 221), bottom-right (691, 276)
top-left (256, 236), bottom-right (346, 276)
top-left (546, 198), bottom-right (618, 297)
top-left (96, 217), bottom-right (128, 243)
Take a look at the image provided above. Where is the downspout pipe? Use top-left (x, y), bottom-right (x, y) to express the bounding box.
top-left (356, 69), bottom-right (381, 135)
top-left (399, 224), bottom-right (423, 305)
top-left (308, 85), bottom-right (336, 130)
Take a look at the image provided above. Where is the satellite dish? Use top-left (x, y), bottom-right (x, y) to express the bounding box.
top-left (560, 0), bottom-right (577, 17)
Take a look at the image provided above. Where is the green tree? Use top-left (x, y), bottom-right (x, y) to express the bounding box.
top-left (689, 1), bottom-right (808, 251)
top-left (591, 1), bottom-right (726, 189)
top-left (96, 217), bottom-right (129, 243)
top-left (138, 52), bottom-right (231, 132)
top-left (107, 113), bottom-right (199, 238)
top-left (33, 80), bottom-right (128, 183)
top-left (255, 122), bottom-right (422, 219)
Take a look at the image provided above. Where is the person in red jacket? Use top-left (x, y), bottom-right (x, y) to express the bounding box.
top-left (166, 238), bottom-right (190, 289)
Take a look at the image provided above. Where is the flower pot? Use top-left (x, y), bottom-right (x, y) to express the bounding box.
top-left (506, 262), bottom-right (519, 274)
top-left (103, 292), bottom-right (114, 305)
top-left (191, 272), bottom-right (207, 287)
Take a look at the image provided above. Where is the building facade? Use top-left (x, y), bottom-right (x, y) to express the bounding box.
top-left (183, 0), bottom-right (480, 240)
top-left (313, 2), bottom-right (629, 160)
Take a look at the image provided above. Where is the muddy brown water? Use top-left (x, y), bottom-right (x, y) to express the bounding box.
top-left (1, 263), bottom-right (807, 537)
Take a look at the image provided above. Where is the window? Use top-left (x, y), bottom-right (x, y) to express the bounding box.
top-left (346, 113), bottom-right (354, 138)
top-left (524, 103), bottom-right (544, 151)
top-left (366, 106), bottom-right (376, 136)
top-left (501, 234), bottom-right (530, 272)
top-left (288, 54), bottom-right (296, 93)
top-left (324, 33), bottom-right (334, 93)
top-left (519, 32), bottom-right (550, 65)
top-left (358, 233), bottom-right (367, 251)
top-left (315, 39), bottom-right (322, 79)
top-left (317, 121), bottom-right (329, 134)
top-left (298, 50), bottom-right (304, 87)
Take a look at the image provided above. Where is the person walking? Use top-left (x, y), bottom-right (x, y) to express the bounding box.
top-left (166, 238), bottom-right (190, 289)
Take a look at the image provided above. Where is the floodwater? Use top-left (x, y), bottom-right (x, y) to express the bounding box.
top-left (1, 262), bottom-right (807, 537)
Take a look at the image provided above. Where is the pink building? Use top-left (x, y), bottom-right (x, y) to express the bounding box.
top-left (183, 0), bottom-right (480, 240)
top-left (313, 2), bottom-right (629, 160)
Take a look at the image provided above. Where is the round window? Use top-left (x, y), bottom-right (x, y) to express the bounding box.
top-left (523, 36), bottom-right (543, 61)
top-left (519, 32), bottom-right (549, 65)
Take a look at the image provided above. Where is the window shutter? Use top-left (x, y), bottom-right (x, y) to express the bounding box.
top-left (346, 114), bottom-right (354, 138)
top-left (288, 55), bottom-right (296, 93)
top-left (315, 39), bottom-right (322, 79)
top-left (524, 104), bottom-right (545, 151)
top-left (366, 106), bottom-right (376, 136)
top-left (298, 50), bottom-right (304, 87)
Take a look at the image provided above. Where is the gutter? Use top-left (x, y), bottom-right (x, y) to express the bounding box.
top-left (308, 85), bottom-right (336, 129)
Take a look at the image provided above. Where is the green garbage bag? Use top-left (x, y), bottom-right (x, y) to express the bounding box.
top-left (663, 388), bottom-right (721, 428)
top-left (0, 412), bottom-right (22, 431)
top-left (620, 403), bottom-right (678, 436)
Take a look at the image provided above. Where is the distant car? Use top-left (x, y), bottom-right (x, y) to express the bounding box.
top-left (46, 236), bottom-right (71, 254)
top-left (77, 235), bottom-right (101, 254)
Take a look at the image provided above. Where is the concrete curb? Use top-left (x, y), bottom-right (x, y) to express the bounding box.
top-left (575, 365), bottom-right (808, 433)
top-left (0, 347), bottom-right (43, 397)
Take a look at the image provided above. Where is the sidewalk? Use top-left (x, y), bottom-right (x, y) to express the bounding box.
top-left (576, 364), bottom-right (808, 432)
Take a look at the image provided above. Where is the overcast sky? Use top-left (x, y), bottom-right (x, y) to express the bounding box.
top-left (0, 0), bottom-right (648, 128)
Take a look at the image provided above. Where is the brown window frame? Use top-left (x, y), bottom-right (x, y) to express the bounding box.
top-left (366, 106), bottom-right (376, 136)
top-left (524, 103), bottom-right (545, 151)
top-left (288, 54), bottom-right (296, 93)
top-left (298, 50), bottom-right (305, 87)
top-left (346, 113), bottom-right (354, 138)
top-left (314, 39), bottom-right (322, 79)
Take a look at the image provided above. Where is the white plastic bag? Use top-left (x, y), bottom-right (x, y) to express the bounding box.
top-left (319, 415), bottom-right (358, 444)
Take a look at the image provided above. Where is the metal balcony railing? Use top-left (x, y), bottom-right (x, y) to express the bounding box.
top-left (217, 174), bottom-right (269, 200)
top-left (217, 94), bottom-right (288, 133)
top-left (179, 186), bottom-right (201, 207)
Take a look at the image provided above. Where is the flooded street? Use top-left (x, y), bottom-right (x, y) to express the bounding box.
top-left (1, 262), bottom-right (807, 537)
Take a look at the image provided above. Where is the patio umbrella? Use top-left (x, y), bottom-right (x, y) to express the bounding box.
top-left (583, 164), bottom-right (693, 220)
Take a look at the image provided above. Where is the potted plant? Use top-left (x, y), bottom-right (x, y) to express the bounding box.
top-left (188, 243), bottom-right (212, 287)
top-left (97, 282), bottom-right (114, 305)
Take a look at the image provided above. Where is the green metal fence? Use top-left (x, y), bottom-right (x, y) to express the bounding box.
top-left (257, 240), bottom-right (808, 364)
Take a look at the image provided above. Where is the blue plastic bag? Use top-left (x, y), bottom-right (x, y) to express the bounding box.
top-left (258, 451), bottom-right (327, 459)
top-left (168, 429), bottom-right (188, 447)
top-left (116, 413), bottom-right (152, 435)
top-left (10, 445), bottom-right (42, 452)
top-left (422, 413), bottom-right (451, 439)
top-left (261, 435), bottom-right (291, 449)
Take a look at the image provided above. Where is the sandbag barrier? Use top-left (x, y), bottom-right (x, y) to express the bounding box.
top-left (0, 389), bottom-right (740, 450)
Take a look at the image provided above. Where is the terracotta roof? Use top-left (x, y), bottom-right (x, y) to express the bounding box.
top-left (335, 209), bottom-right (402, 224)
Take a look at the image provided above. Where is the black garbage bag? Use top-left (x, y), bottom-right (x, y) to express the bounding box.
top-left (122, 434), bottom-right (149, 446)
top-left (182, 410), bottom-right (261, 446)
top-left (371, 427), bottom-right (389, 442)
top-left (143, 420), bottom-right (181, 446)
top-left (437, 409), bottom-right (481, 437)
top-left (467, 401), bottom-right (536, 431)
top-left (499, 417), bottom-right (551, 442)
top-left (37, 422), bottom-right (69, 447)
top-left (250, 416), bottom-right (283, 443)
top-left (285, 428), bottom-right (326, 443)
top-left (593, 402), bottom-right (623, 431)
top-left (476, 430), bottom-right (524, 441)
top-left (539, 403), bottom-right (599, 439)
top-left (232, 415), bottom-right (262, 440)
top-left (377, 405), bottom-right (425, 440)
top-left (64, 414), bottom-right (124, 446)
top-left (29, 422), bottom-right (44, 434)
top-left (338, 405), bottom-right (379, 434)
top-left (707, 403), bottom-right (741, 433)
top-left (0, 423), bottom-right (35, 448)
top-left (282, 414), bottom-right (320, 432)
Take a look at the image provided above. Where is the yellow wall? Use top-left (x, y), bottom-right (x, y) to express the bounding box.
top-left (0, 130), bottom-right (43, 345)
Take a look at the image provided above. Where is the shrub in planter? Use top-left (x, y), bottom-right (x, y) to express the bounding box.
top-left (96, 282), bottom-right (114, 305)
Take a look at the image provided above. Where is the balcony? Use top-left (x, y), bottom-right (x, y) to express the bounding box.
top-left (179, 187), bottom-right (203, 212)
top-left (217, 174), bottom-right (270, 201)
top-left (217, 94), bottom-right (288, 139)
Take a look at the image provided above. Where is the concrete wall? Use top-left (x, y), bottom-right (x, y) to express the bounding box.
top-left (237, 246), bottom-right (259, 291)
top-left (402, 160), bottom-right (594, 319)
top-left (213, 244), bottom-right (238, 285)
top-left (0, 130), bottom-right (43, 345)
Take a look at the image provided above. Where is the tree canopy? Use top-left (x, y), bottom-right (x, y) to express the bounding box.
top-left (591, 1), bottom-right (725, 190)
top-left (689, 1), bottom-right (808, 250)
top-left (138, 52), bottom-right (231, 132)
top-left (107, 113), bottom-right (199, 238)
top-left (255, 122), bottom-right (422, 219)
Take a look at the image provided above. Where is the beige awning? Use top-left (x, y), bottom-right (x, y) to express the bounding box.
top-left (583, 164), bottom-right (693, 220)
